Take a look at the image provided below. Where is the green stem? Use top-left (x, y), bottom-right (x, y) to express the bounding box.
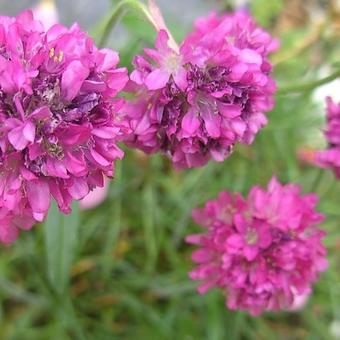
top-left (310, 168), bottom-right (324, 193)
top-left (99, 0), bottom-right (152, 48)
top-left (277, 69), bottom-right (340, 96)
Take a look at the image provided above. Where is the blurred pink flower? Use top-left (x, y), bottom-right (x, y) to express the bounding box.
top-left (186, 177), bottom-right (327, 315)
top-left (124, 11), bottom-right (278, 169)
top-left (33, 0), bottom-right (58, 30)
top-left (315, 97), bottom-right (340, 178)
top-left (297, 146), bottom-right (318, 165)
top-left (287, 292), bottom-right (310, 311)
top-left (0, 10), bottom-right (129, 243)
top-left (80, 177), bottom-right (109, 210)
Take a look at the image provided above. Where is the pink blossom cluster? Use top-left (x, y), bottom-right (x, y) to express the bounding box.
top-left (0, 10), bottom-right (129, 243)
top-left (124, 12), bottom-right (278, 169)
top-left (186, 178), bottom-right (327, 315)
top-left (315, 97), bottom-right (340, 177)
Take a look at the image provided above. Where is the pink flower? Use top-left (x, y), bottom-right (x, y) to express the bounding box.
top-left (297, 146), bottom-right (318, 165)
top-left (286, 292), bottom-right (310, 311)
top-left (80, 177), bottom-right (109, 210)
top-left (315, 97), bottom-right (340, 178)
top-left (186, 177), bottom-right (327, 315)
top-left (124, 12), bottom-right (278, 169)
top-left (0, 10), bottom-right (129, 243)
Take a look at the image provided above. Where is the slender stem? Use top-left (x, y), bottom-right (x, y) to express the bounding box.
top-left (272, 20), bottom-right (325, 67)
top-left (99, 0), bottom-right (179, 52)
top-left (276, 69), bottom-right (340, 96)
top-left (99, 0), bottom-right (153, 48)
top-left (310, 168), bottom-right (324, 193)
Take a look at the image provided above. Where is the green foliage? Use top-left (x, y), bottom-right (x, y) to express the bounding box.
top-left (44, 202), bottom-right (80, 294)
top-left (250, 0), bottom-right (283, 27)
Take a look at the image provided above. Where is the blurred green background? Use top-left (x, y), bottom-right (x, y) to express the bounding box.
top-left (0, 0), bottom-right (340, 339)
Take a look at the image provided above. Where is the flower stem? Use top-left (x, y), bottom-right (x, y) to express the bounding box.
top-left (276, 69), bottom-right (340, 96)
top-left (99, 0), bottom-right (179, 52)
top-left (310, 168), bottom-right (324, 193)
top-left (99, 0), bottom-right (150, 48)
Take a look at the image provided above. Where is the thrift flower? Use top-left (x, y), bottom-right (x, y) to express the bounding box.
top-left (186, 178), bottom-right (327, 315)
top-left (287, 292), bottom-right (310, 312)
top-left (315, 97), bottom-right (340, 178)
top-left (80, 177), bottom-right (109, 210)
top-left (124, 11), bottom-right (278, 169)
top-left (0, 10), bottom-right (128, 243)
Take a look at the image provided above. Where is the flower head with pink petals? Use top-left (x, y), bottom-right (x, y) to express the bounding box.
top-left (0, 10), bottom-right (129, 243)
top-left (186, 177), bottom-right (327, 315)
top-left (124, 11), bottom-right (278, 169)
top-left (315, 97), bottom-right (340, 178)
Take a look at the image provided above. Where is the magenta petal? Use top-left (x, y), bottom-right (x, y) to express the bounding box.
top-left (130, 69), bottom-right (144, 85)
top-left (185, 234), bottom-right (203, 245)
top-left (60, 124), bottom-right (92, 145)
top-left (240, 48), bottom-right (262, 65)
top-left (90, 148), bottom-right (111, 167)
top-left (62, 60), bottom-right (89, 101)
top-left (134, 113), bottom-right (151, 134)
top-left (227, 234), bottom-right (244, 249)
top-left (26, 180), bottom-right (50, 217)
top-left (210, 148), bottom-right (227, 162)
top-left (92, 127), bottom-right (117, 139)
top-left (81, 80), bottom-right (106, 92)
top-left (145, 69), bottom-right (169, 90)
top-left (155, 29), bottom-right (170, 51)
top-left (48, 179), bottom-right (72, 214)
top-left (181, 109), bottom-right (200, 134)
top-left (8, 125), bottom-right (29, 150)
top-left (20, 166), bottom-right (38, 180)
top-left (68, 178), bottom-right (89, 200)
top-left (0, 222), bottom-right (19, 244)
top-left (23, 121), bottom-right (36, 142)
top-left (218, 103), bottom-right (241, 118)
top-left (97, 48), bottom-right (119, 71)
top-left (201, 109), bottom-right (221, 138)
top-left (173, 66), bottom-right (188, 91)
top-left (65, 151), bottom-right (87, 176)
top-left (33, 212), bottom-right (45, 222)
top-left (28, 143), bottom-right (44, 160)
top-left (46, 157), bottom-right (69, 179)
top-left (230, 119), bottom-right (247, 136)
top-left (106, 68), bottom-right (129, 93)
top-left (244, 246), bottom-right (259, 261)
top-left (197, 280), bottom-right (216, 294)
top-left (29, 106), bottom-right (51, 119)
top-left (192, 249), bottom-right (213, 263)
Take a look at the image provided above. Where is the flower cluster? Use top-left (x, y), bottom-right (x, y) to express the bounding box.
top-left (0, 5), bottom-right (330, 318)
top-left (124, 11), bottom-right (278, 169)
top-left (0, 10), bottom-right (129, 243)
top-left (315, 97), bottom-right (340, 177)
top-left (186, 178), bottom-right (327, 315)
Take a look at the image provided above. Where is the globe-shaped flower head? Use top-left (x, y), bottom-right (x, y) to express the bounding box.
top-left (315, 97), bottom-right (340, 177)
top-left (186, 178), bottom-right (327, 315)
top-left (124, 12), bottom-right (278, 169)
top-left (0, 11), bottom-right (129, 243)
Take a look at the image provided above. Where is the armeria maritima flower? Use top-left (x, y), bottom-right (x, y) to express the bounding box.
top-left (0, 10), bottom-right (129, 243)
top-left (186, 178), bottom-right (327, 315)
top-left (124, 11), bottom-right (278, 169)
top-left (315, 97), bottom-right (340, 178)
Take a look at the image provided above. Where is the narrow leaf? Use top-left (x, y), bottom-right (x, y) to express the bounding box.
top-left (44, 201), bottom-right (80, 294)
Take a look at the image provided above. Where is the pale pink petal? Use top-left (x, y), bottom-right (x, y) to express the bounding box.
top-left (80, 178), bottom-right (109, 210)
